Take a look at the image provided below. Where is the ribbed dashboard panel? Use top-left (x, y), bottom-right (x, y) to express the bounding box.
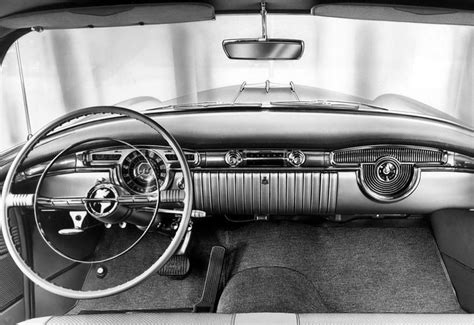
top-left (193, 172), bottom-right (338, 216)
top-left (333, 147), bottom-right (444, 164)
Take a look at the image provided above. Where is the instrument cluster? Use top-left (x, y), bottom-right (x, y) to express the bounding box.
top-left (84, 147), bottom-right (199, 194)
top-left (120, 149), bottom-right (167, 193)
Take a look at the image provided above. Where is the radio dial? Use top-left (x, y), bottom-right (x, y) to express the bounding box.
top-left (225, 150), bottom-right (243, 167)
top-left (288, 150), bottom-right (306, 167)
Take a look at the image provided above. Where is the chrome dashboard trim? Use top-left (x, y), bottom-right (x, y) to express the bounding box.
top-left (331, 144), bottom-right (448, 166)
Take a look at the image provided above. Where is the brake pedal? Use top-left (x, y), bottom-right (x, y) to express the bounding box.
top-left (158, 255), bottom-right (190, 278)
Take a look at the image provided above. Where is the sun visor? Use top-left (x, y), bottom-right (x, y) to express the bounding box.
top-left (311, 4), bottom-right (474, 26)
top-left (0, 2), bottom-right (215, 30)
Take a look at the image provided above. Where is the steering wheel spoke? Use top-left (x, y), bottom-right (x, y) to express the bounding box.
top-left (4, 193), bottom-right (35, 208)
top-left (6, 189), bottom-right (184, 209)
top-left (39, 196), bottom-right (85, 209)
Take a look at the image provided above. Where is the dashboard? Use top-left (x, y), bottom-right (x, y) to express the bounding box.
top-left (18, 144), bottom-right (474, 220)
top-left (2, 109), bottom-right (472, 221)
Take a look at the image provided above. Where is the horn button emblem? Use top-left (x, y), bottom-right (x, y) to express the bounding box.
top-left (376, 158), bottom-right (399, 182)
top-left (85, 184), bottom-right (119, 219)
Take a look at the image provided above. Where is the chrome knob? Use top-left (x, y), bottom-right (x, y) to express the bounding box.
top-left (177, 177), bottom-right (185, 190)
top-left (225, 150), bottom-right (243, 167)
top-left (288, 150), bottom-right (305, 167)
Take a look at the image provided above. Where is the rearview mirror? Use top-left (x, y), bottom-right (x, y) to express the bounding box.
top-left (222, 39), bottom-right (304, 60)
top-left (223, 1), bottom-right (304, 60)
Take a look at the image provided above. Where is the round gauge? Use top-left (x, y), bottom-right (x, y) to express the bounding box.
top-left (121, 150), bottom-right (167, 193)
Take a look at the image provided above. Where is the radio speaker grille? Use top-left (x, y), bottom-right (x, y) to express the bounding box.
top-left (359, 155), bottom-right (420, 202)
top-left (334, 147), bottom-right (444, 164)
top-left (362, 163), bottom-right (413, 197)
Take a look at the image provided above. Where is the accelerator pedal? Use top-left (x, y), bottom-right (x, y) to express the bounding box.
top-left (193, 246), bottom-right (226, 313)
top-left (158, 255), bottom-right (190, 278)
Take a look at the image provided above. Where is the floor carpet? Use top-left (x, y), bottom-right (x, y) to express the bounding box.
top-left (70, 219), bottom-right (463, 314)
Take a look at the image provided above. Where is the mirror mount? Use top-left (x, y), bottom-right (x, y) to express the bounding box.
top-left (260, 0), bottom-right (268, 41)
top-left (222, 1), bottom-right (304, 60)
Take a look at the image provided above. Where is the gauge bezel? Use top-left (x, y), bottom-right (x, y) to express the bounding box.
top-left (119, 149), bottom-right (170, 194)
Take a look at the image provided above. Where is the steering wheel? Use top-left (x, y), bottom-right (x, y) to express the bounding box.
top-left (0, 106), bottom-right (193, 299)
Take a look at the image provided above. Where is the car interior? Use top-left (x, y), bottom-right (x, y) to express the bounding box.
top-left (0, 1), bottom-right (473, 324)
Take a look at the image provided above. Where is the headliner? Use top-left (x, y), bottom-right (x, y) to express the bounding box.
top-left (1, 0), bottom-right (473, 18)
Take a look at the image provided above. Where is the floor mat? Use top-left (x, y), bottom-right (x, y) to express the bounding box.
top-left (70, 219), bottom-right (462, 314)
top-left (69, 226), bottom-right (219, 314)
top-left (217, 266), bottom-right (329, 313)
top-left (218, 221), bottom-right (462, 313)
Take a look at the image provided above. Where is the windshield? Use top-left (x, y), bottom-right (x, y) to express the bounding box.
top-left (1, 14), bottom-right (473, 151)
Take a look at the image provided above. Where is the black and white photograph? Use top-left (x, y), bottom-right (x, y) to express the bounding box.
top-left (0, 1), bottom-right (473, 324)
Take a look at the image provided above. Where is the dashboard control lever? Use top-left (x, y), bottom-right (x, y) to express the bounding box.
top-left (176, 222), bottom-right (193, 255)
top-left (58, 228), bottom-right (84, 235)
top-left (191, 210), bottom-right (207, 218)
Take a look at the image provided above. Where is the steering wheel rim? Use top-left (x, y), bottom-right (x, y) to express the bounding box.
top-left (0, 106), bottom-right (193, 299)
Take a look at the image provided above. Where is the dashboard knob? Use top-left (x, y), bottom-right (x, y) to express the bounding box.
top-left (225, 150), bottom-right (243, 167)
top-left (288, 150), bottom-right (306, 167)
top-left (177, 177), bottom-right (185, 190)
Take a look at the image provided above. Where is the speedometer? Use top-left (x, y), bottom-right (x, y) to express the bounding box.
top-left (120, 150), bottom-right (168, 193)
